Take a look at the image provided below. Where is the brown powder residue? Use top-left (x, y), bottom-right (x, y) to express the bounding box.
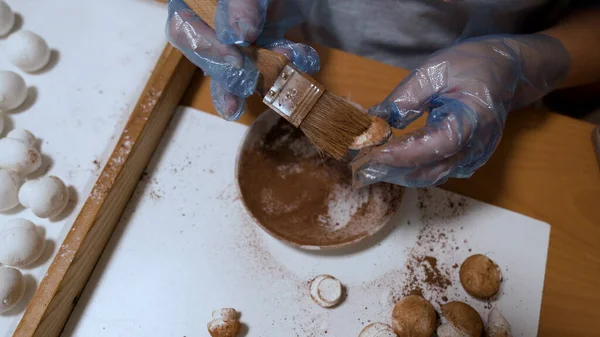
top-left (422, 256), bottom-right (452, 288)
top-left (401, 255), bottom-right (452, 305)
top-left (418, 189), bottom-right (468, 222)
top-left (149, 190), bottom-right (162, 200)
top-left (232, 213), bottom-right (335, 337)
top-left (385, 189), bottom-right (472, 308)
top-left (237, 116), bottom-right (403, 247)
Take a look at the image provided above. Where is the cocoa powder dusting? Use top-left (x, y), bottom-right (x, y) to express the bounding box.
top-left (238, 117), bottom-right (403, 247)
top-left (350, 116), bottom-right (392, 149)
top-left (401, 255), bottom-right (452, 305)
top-left (394, 189), bottom-right (471, 308)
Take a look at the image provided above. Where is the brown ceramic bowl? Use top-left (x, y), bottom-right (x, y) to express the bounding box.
top-left (235, 110), bottom-right (404, 250)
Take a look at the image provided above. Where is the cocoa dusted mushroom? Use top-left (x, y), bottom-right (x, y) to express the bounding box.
top-left (437, 301), bottom-right (483, 337)
top-left (391, 295), bottom-right (436, 337)
top-left (459, 254), bottom-right (502, 299)
top-left (207, 308), bottom-right (241, 337)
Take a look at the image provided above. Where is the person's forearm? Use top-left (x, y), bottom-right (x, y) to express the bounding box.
top-left (541, 9), bottom-right (600, 88)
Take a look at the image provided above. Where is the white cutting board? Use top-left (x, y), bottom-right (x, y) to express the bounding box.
top-left (0, 0), bottom-right (167, 335)
top-left (62, 107), bottom-right (551, 337)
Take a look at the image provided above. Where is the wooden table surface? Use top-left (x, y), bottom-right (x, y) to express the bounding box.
top-left (181, 45), bottom-right (600, 337)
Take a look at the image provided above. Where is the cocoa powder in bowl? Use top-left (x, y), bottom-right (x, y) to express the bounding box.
top-left (236, 111), bottom-right (404, 249)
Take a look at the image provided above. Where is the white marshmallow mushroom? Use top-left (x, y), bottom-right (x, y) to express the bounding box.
top-left (4, 30), bottom-right (51, 72)
top-left (19, 176), bottom-right (69, 218)
top-left (0, 218), bottom-right (44, 267)
top-left (359, 323), bottom-right (398, 337)
top-left (309, 274), bottom-right (343, 308)
top-left (0, 266), bottom-right (25, 313)
top-left (7, 129), bottom-right (36, 147)
top-left (486, 308), bottom-right (512, 337)
top-left (0, 168), bottom-right (22, 212)
top-left (0, 0), bottom-right (14, 37)
top-left (0, 70), bottom-right (28, 111)
top-left (0, 137), bottom-right (42, 175)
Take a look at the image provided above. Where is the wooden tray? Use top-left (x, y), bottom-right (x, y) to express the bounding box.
top-left (10, 41), bottom-right (600, 337)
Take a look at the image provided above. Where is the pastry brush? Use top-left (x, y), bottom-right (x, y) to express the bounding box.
top-left (182, 0), bottom-right (391, 160)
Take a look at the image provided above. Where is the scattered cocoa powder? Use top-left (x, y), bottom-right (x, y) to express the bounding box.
top-left (394, 189), bottom-right (472, 307)
top-left (422, 256), bottom-right (452, 288)
top-left (401, 255), bottom-right (452, 304)
top-left (238, 116), bottom-right (403, 247)
top-left (149, 190), bottom-right (162, 200)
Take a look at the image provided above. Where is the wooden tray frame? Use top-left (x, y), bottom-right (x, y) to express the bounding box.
top-left (12, 45), bottom-right (196, 337)
top-left (10, 40), bottom-right (600, 336)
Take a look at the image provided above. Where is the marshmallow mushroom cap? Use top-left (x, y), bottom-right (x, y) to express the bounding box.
top-left (0, 218), bottom-right (44, 266)
top-left (459, 254), bottom-right (502, 299)
top-left (486, 308), bottom-right (512, 337)
top-left (359, 323), bottom-right (398, 337)
top-left (19, 176), bottom-right (69, 218)
top-left (208, 308), bottom-right (241, 337)
top-left (437, 301), bottom-right (484, 337)
top-left (0, 71), bottom-right (27, 110)
top-left (0, 266), bottom-right (25, 313)
top-left (0, 1), bottom-right (14, 37)
top-left (437, 323), bottom-right (470, 337)
top-left (309, 274), bottom-right (343, 308)
top-left (0, 138), bottom-right (42, 174)
top-left (391, 295), bottom-right (437, 337)
top-left (4, 31), bottom-right (51, 72)
top-left (0, 168), bottom-right (23, 211)
top-left (7, 129), bottom-right (36, 147)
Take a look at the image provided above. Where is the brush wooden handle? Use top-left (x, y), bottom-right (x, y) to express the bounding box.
top-left (183, 0), bottom-right (289, 93)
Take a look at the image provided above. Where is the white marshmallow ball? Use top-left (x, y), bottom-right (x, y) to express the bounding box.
top-left (0, 266), bottom-right (25, 313)
top-left (7, 129), bottom-right (36, 147)
top-left (4, 30), bottom-right (51, 72)
top-left (0, 1), bottom-right (14, 37)
top-left (0, 168), bottom-right (22, 211)
top-left (19, 176), bottom-right (69, 218)
top-left (0, 138), bottom-right (42, 174)
top-left (0, 218), bottom-right (44, 266)
top-left (0, 71), bottom-right (27, 110)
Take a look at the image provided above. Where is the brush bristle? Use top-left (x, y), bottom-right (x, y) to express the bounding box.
top-left (299, 93), bottom-right (372, 160)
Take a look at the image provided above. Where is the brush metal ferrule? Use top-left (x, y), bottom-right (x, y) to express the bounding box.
top-left (262, 64), bottom-right (325, 127)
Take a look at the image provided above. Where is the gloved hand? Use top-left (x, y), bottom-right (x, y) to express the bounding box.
top-left (166, 0), bottom-right (320, 121)
top-left (351, 34), bottom-right (570, 188)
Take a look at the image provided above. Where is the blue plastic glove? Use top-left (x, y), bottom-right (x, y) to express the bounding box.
top-left (166, 0), bottom-right (320, 121)
top-left (351, 34), bottom-right (570, 188)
